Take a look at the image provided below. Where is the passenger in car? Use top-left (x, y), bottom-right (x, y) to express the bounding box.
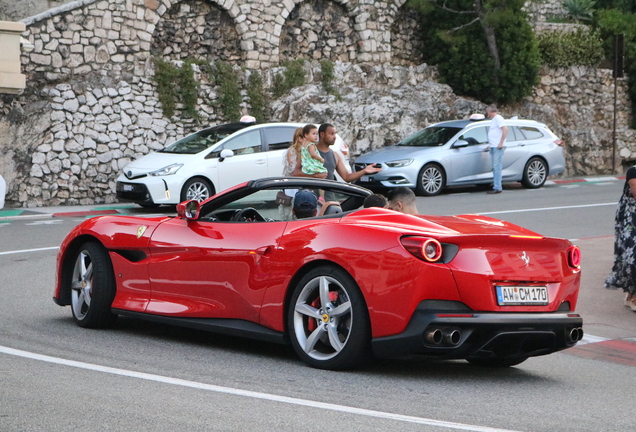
top-left (388, 187), bottom-right (418, 215)
top-left (292, 190), bottom-right (319, 219)
top-left (363, 193), bottom-right (389, 208)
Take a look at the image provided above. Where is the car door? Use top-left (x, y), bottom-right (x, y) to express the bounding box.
top-left (501, 126), bottom-right (532, 179)
top-left (145, 215), bottom-right (287, 321)
top-left (448, 125), bottom-right (491, 184)
top-left (215, 129), bottom-right (268, 190)
top-left (262, 126), bottom-right (297, 178)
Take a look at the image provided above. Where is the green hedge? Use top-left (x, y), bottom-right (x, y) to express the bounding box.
top-left (537, 29), bottom-right (605, 67)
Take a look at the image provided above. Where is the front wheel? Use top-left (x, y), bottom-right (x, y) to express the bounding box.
top-left (181, 177), bottom-right (214, 202)
top-left (415, 164), bottom-right (445, 196)
top-left (288, 265), bottom-right (371, 370)
top-left (521, 157), bottom-right (547, 188)
top-left (70, 242), bottom-right (117, 328)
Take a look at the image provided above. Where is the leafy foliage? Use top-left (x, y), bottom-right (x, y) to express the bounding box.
top-left (320, 60), bottom-right (340, 97)
top-left (152, 57), bottom-right (200, 120)
top-left (271, 60), bottom-right (306, 98)
top-left (537, 29), bottom-right (605, 67)
top-left (409, 0), bottom-right (540, 104)
top-left (246, 70), bottom-right (268, 121)
top-left (594, 9), bottom-right (636, 125)
top-left (214, 61), bottom-right (242, 122)
top-left (562, 0), bottom-right (597, 23)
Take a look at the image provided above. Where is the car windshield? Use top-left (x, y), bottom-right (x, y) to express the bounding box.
top-left (398, 126), bottom-right (462, 147)
top-left (159, 123), bottom-right (249, 154)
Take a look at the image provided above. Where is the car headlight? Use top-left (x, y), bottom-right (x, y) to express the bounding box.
top-left (149, 163), bottom-right (184, 176)
top-left (385, 159), bottom-right (413, 168)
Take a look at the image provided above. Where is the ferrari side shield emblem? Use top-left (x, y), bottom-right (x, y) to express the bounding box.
top-left (137, 226), bottom-right (147, 239)
top-left (520, 251), bottom-right (530, 266)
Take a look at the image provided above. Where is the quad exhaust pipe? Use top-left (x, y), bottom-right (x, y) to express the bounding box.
top-left (424, 328), bottom-right (461, 347)
top-left (567, 327), bottom-right (584, 343)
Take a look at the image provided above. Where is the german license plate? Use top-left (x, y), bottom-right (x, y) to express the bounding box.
top-left (123, 184), bottom-right (133, 191)
top-left (496, 285), bottom-right (549, 305)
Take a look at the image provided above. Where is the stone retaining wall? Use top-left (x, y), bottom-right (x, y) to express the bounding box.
top-left (0, 0), bottom-right (634, 207)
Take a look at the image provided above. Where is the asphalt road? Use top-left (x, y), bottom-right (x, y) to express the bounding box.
top-left (1, 178), bottom-right (634, 432)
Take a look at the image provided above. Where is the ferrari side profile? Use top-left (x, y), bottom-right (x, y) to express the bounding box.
top-left (54, 177), bottom-right (583, 370)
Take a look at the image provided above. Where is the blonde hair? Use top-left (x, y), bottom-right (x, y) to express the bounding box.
top-left (291, 127), bottom-right (304, 153)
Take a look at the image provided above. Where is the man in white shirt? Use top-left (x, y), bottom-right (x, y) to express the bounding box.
top-left (486, 104), bottom-right (508, 194)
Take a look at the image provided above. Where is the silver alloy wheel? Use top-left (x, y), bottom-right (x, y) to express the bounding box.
top-left (525, 159), bottom-right (547, 187)
top-left (186, 181), bottom-right (211, 202)
top-left (420, 166), bottom-right (443, 194)
top-left (71, 250), bottom-right (93, 320)
top-left (293, 275), bottom-right (352, 361)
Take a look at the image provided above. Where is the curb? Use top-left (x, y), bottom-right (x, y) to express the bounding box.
top-left (0, 206), bottom-right (135, 221)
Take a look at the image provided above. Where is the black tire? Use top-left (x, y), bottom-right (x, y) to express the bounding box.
top-left (415, 163), bottom-right (445, 196)
top-left (181, 177), bottom-right (214, 202)
top-left (467, 356), bottom-right (528, 368)
top-left (521, 157), bottom-right (547, 189)
top-left (288, 265), bottom-right (372, 370)
top-left (69, 242), bottom-right (117, 328)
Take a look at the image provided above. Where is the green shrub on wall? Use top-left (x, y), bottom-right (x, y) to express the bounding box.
top-left (537, 29), bottom-right (605, 67)
top-left (320, 60), bottom-right (340, 98)
top-left (213, 61), bottom-right (242, 122)
top-left (152, 57), bottom-right (200, 120)
top-left (246, 70), bottom-right (268, 121)
top-left (271, 60), bottom-right (306, 98)
top-left (152, 57), bottom-right (179, 118)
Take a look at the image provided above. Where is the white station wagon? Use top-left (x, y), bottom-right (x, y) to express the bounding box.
top-left (116, 122), bottom-right (305, 206)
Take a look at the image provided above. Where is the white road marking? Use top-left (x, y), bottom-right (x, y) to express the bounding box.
top-left (0, 246), bottom-right (59, 255)
top-left (25, 220), bottom-right (64, 225)
top-left (478, 202), bottom-right (616, 216)
top-left (0, 345), bottom-right (522, 432)
top-left (578, 334), bottom-right (610, 345)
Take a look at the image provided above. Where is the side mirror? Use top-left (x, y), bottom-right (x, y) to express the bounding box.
top-left (219, 148), bottom-right (234, 162)
top-left (453, 139), bottom-right (469, 148)
top-left (176, 200), bottom-right (200, 220)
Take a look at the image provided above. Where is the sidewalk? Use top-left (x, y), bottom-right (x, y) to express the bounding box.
top-left (0, 174), bottom-right (627, 221)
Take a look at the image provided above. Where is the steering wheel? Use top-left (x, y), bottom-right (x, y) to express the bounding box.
top-left (230, 207), bottom-right (266, 222)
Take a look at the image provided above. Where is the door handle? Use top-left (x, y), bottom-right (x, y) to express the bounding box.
top-left (255, 159), bottom-right (266, 165)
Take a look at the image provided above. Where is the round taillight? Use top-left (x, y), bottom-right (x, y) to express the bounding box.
top-left (422, 239), bottom-right (443, 262)
top-left (568, 245), bottom-right (581, 268)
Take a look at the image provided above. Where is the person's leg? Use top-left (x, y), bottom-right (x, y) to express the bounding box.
top-left (492, 148), bottom-right (504, 191)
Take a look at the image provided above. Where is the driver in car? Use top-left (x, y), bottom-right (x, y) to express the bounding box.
top-left (292, 190), bottom-right (319, 219)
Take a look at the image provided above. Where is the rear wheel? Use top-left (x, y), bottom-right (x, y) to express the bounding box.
top-left (181, 177), bottom-right (214, 202)
top-left (467, 356), bottom-right (528, 367)
top-left (415, 163), bottom-right (445, 196)
top-left (288, 265), bottom-right (371, 370)
top-left (70, 242), bottom-right (117, 328)
top-left (521, 157), bottom-right (547, 188)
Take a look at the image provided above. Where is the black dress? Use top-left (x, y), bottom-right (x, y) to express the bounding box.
top-left (605, 166), bottom-right (636, 295)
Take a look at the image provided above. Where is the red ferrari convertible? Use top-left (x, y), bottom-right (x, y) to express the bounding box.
top-left (53, 177), bottom-right (582, 370)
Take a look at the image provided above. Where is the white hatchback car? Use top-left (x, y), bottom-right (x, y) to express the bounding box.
top-left (116, 122), bottom-right (306, 206)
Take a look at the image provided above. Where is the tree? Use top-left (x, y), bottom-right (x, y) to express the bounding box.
top-left (408, 0), bottom-right (540, 103)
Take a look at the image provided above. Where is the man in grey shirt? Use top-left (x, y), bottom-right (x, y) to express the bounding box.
top-left (293, 123), bottom-right (381, 181)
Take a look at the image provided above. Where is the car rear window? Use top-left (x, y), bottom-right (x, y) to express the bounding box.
top-left (518, 126), bottom-right (545, 140)
top-left (263, 126), bottom-right (296, 150)
top-left (159, 123), bottom-right (249, 154)
top-left (398, 126), bottom-right (462, 147)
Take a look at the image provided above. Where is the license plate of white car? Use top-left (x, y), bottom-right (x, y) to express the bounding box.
top-left (496, 285), bottom-right (549, 305)
top-left (123, 184), bottom-right (133, 191)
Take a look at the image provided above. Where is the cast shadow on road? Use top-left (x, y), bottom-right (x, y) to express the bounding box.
top-left (47, 315), bottom-right (557, 383)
